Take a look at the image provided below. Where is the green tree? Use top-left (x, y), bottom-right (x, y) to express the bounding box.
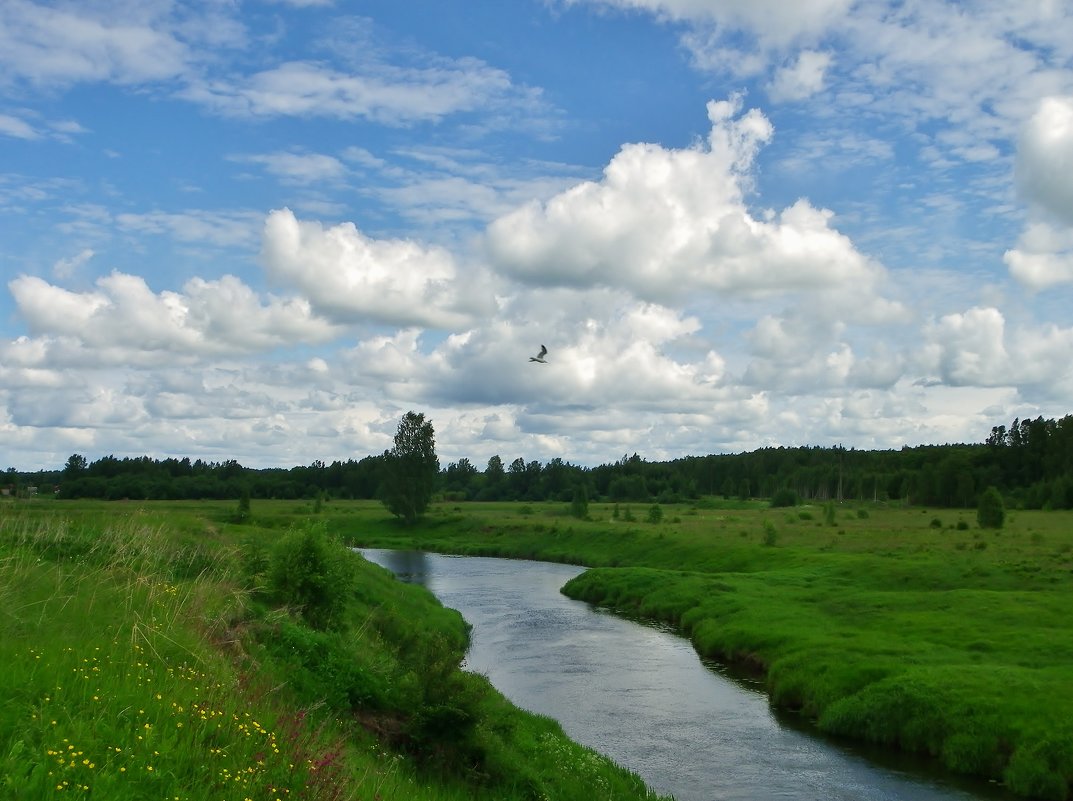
top-left (63, 453), bottom-right (88, 479)
top-left (381, 411), bottom-right (439, 525)
top-left (570, 484), bottom-right (589, 519)
top-left (977, 485), bottom-right (1005, 529)
top-left (232, 486), bottom-right (252, 523)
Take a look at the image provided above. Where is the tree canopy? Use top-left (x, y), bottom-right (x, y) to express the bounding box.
top-left (380, 411), bottom-right (439, 524)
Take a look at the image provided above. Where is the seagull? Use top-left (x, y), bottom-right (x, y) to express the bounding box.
top-left (529, 344), bottom-right (548, 363)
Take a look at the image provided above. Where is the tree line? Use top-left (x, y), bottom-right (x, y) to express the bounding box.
top-left (5, 413), bottom-right (1073, 511)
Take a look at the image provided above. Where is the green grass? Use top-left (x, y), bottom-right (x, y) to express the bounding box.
top-left (334, 498), bottom-right (1073, 801)
top-left (0, 499), bottom-right (668, 801)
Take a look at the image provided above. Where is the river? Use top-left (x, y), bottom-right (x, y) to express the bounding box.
top-left (359, 549), bottom-right (1017, 801)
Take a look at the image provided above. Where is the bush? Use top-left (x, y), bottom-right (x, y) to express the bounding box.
top-left (762, 520), bottom-right (778, 547)
top-left (570, 485), bottom-right (589, 519)
top-left (770, 488), bottom-right (799, 508)
top-left (647, 504), bottom-right (663, 524)
top-left (978, 486), bottom-right (1005, 529)
top-left (269, 522), bottom-right (356, 630)
top-left (824, 502), bottom-right (837, 526)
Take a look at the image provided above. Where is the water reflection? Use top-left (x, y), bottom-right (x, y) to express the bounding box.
top-left (360, 549), bottom-right (1016, 801)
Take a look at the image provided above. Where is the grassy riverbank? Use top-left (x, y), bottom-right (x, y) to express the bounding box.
top-left (0, 499), bottom-right (668, 801)
top-left (338, 498), bottom-right (1073, 801)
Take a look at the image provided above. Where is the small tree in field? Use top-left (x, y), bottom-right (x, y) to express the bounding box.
top-left (977, 486), bottom-right (1005, 529)
top-left (570, 484), bottom-right (589, 519)
top-left (381, 411), bottom-right (439, 525)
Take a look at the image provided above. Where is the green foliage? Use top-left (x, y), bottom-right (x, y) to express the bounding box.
top-left (978, 486), bottom-right (1006, 529)
top-left (762, 520), bottom-right (778, 546)
top-left (570, 484), bottom-right (589, 519)
top-left (823, 502), bottom-right (837, 526)
top-left (381, 411), bottom-right (439, 525)
top-left (231, 485), bottom-right (252, 523)
top-left (770, 488), bottom-right (799, 508)
top-left (646, 503), bottom-right (663, 524)
top-left (269, 522), bottom-right (356, 630)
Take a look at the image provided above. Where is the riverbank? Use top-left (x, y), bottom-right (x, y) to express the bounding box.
top-left (342, 498), bottom-right (1073, 801)
top-left (0, 500), bottom-right (668, 801)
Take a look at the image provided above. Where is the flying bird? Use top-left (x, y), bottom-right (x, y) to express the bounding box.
top-left (529, 344), bottom-right (548, 363)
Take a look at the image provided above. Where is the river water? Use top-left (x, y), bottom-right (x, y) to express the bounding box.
top-left (359, 549), bottom-right (1016, 801)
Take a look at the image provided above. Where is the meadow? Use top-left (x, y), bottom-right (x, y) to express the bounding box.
top-left (339, 497), bottom-right (1073, 801)
top-left (0, 498), bottom-right (668, 801)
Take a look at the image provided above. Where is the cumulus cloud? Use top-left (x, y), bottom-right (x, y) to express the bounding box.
top-left (1015, 95), bottom-right (1073, 224)
top-left (260, 208), bottom-right (495, 329)
top-left (1005, 96), bottom-right (1073, 288)
top-left (486, 96), bottom-right (884, 303)
top-left (922, 306), bottom-right (1073, 397)
top-left (6, 271), bottom-right (340, 366)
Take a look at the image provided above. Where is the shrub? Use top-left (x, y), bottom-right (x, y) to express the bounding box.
top-left (978, 486), bottom-right (1005, 529)
top-left (570, 485), bottom-right (589, 519)
top-left (930, 517), bottom-right (943, 529)
top-left (956, 520), bottom-right (970, 531)
top-left (770, 488), bottom-right (799, 508)
top-left (824, 502), bottom-right (837, 527)
top-left (269, 522), bottom-right (356, 631)
top-left (647, 504), bottom-right (663, 524)
top-left (762, 520), bottom-right (778, 547)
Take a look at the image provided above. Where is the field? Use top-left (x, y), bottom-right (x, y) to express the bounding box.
top-left (339, 497), bottom-right (1073, 801)
top-left (0, 498), bottom-right (668, 801)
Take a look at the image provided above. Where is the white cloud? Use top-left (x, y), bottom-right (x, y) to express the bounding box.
top-left (230, 150), bottom-right (348, 185)
top-left (767, 50), bottom-right (832, 101)
top-left (115, 209), bottom-right (263, 249)
top-left (0, 112), bottom-right (39, 139)
top-left (180, 59), bottom-right (522, 124)
top-left (260, 208), bottom-right (495, 329)
top-left (1015, 95), bottom-right (1073, 224)
top-left (6, 271), bottom-right (341, 365)
top-left (486, 97), bottom-right (884, 303)
top-left (0, 0), bottom-right (189, 87)
top-left (568, 0), bottom-right (853, 49)
top-left (51, 248), bottom-right (94, 279)
top-left (922, 306), bottom-right (1073, 397)
top-left (1005, 96), bottom-right (1073, 288)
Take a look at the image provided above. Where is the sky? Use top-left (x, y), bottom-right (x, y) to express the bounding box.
top-left (3, 0), bottom-right (1073, 472)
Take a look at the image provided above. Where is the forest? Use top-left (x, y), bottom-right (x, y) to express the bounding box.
top-left (6, 414), bottom-right (1073, 510)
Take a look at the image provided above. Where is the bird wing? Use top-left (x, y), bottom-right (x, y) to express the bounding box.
top-left (538, 345), bottom-right (547, 358)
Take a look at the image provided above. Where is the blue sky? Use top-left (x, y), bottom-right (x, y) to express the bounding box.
top-left (3, 0), bottom-right (1073, 471)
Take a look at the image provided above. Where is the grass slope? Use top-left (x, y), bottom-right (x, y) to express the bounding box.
top-left (0, 499), bottom-right (668, 801)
